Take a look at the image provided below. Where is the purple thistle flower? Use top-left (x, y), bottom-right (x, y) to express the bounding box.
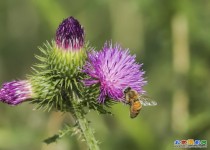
top-left (83, 42), bottom-right (147, 103)
top-left (56, 16), bottom-right (84, 51)
top-left (0, 80), bottom-right (33, 105)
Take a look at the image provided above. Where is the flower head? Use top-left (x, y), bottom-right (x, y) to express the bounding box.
top-left (83, 42), bottom-right (147, 103)
top-left (0, 80), bottom-right (33, 105)
top-left (56, 16), bottom-right (84, 51)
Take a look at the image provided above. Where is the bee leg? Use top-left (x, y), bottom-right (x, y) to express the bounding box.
top-left (130, 113), bottom-right (137, 118)
top-left (125, 101), bottom-right (130, 105)
top-left (130, 109), bottom-right (141, 118)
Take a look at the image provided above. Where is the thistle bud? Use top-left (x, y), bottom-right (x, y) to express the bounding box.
top-left (46, 16), bottom-right (87, 77)
top-left (0, 80), bottom-right (33, 105)
top-left (56, 16), bottom-right (84, 51)
top-left (31, 17), bottom-right (88, 110)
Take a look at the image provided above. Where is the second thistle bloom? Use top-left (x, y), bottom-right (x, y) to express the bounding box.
top-left (0, 80), bottom-right (33, 105)
top-left (83, 43), bottom-right (147, 103)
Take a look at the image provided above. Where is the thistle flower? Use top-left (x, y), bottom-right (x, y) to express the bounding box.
top-left (0, 80), bottom-right (33, 105)
top-left (56, 16), bottom-right (84, 51)
top-left (83, 42), bottom-right (147, 103)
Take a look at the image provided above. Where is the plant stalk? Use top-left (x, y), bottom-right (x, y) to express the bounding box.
top-left (72, 93), bottom-right (100, 150)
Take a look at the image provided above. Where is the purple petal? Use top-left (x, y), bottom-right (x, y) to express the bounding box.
top-left (56, 16), bottom-right (84, 51)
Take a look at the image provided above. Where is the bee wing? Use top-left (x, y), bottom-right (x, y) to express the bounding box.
top-left (139, 95), bottom-right (157, 106)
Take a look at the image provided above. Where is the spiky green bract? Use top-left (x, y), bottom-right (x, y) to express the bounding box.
top-left (29, 41), bottom-right (86, 112)
top-left (81, 83), bottom-right (116, 115)
top-left (29, 41), bottom-right (112, 114)
top-left (36, 41), bottom-right (86, 77)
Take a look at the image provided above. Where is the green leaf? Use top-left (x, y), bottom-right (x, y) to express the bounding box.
top-left (43, 134), bottom-right (59, 144)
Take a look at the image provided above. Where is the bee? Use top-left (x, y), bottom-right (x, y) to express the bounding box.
top-left (124, 87), bottom-right (157, 118)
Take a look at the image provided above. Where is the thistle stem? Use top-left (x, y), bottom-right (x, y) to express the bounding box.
top-left (72, 94), bottom-right (100, 150)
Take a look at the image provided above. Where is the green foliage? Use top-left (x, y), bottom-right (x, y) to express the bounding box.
top-left (43, 123), bottom-right (82, 144)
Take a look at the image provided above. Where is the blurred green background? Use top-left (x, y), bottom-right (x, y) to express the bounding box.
top-left (0, 0), bottom-right (210, 150)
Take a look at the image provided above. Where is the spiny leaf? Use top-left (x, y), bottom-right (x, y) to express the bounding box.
top-left (43, 123), bottom-right (84, 144)
top-left (43, 134), bottom-right (59, 144)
